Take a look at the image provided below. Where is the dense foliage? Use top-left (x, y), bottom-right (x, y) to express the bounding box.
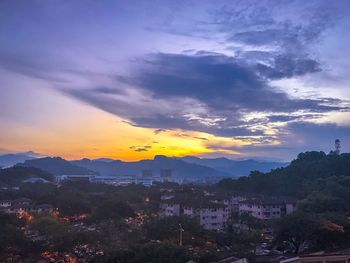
top-left (217, 151), bottom-right (350, 198)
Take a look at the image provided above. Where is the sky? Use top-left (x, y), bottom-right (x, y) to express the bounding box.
top-left (1, 0), bottom-right (350, 161)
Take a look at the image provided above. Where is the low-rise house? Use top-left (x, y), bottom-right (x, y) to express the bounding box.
top-left (1, 197), bottom-right (53, 216)
top-left (6, 203), bottom-right (53, 215)
top-left (238, 196), bottom-right (296, 219)
top-left (0, 200), bottom-right (12, 208)
top-left (160, 201), bottom-right (181, 217)
top-left (34, 204), bottom-right (54, 214)
top-left (22, 177), bottom-right (50, 184)
top-left (161, 193), bottom-right (175, 200)
top-left (12, 197), bottom-right (32, 206)
top-left (7, 203), bottom-right (32, 214)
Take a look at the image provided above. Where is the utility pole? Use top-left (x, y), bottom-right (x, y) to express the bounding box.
top-left (179, 224), bottom-right (184, 246)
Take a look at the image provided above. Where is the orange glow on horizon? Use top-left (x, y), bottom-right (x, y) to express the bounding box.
top-left (0, 93), bottom-right (254, 161)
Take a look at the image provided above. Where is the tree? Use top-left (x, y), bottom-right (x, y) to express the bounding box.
top-left (237, 212), bottom-right (266, 230)
top-left (29, 216), bottom-right (89, 251)
top-left (0, 213), bottom-right (37, 258)
top-left (219, 222), bottom-right (261, 258)
top-left (55, 190), bottom-right (91, 216)
top-left (273, 213), bottom-right (319, 254)
top-left (273, 212), bottom-right (349, 254)
top-left (90, 199), bottom-right (135, 222)
top-left (298, 192), bottom-right (346, 213)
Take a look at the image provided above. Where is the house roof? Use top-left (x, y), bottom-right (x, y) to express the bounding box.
top-left (239, 196), bottom-right (296, 205)
top-left (35, 204), bottom-right (53, 209)
top-left (13, 197), bottom-right (32, 203)
top-left (22, 177), bottom-right (49, 184)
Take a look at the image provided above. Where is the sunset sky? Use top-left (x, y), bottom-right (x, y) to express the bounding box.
top-left (1, 0), bottom-right (350, 161)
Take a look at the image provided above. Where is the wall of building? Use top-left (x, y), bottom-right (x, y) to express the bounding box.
top-left (199, 207), bottom-right (229, 230)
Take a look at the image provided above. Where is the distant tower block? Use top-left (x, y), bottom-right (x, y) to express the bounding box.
top-left (335, 139), bottom-right (341, 155)
top-left (160, 169), bottom-right (172, 182)
top-left (142, 169), bottom-right (153, 178)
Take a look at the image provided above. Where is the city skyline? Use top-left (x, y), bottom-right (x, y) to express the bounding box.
top-left (1, 0), bottom-right (350, 161)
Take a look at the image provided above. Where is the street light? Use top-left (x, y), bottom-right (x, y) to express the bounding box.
top-left (179, 224), bottom-right (184, 246)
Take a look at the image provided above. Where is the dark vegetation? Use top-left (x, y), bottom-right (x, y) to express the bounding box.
top-left (0, 166), bottom-right (54, 187)
top-left (216, 151), bottom-right (350, 255)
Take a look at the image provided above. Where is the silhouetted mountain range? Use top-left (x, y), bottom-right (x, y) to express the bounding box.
top-left (16, 157), bottom-right (95, 176)
top-left (72, 155), bottom-right (230, 181)
top-left (180, 156), bottom-right (288, 176)
top-left (1, 152), bottom-right (287, 180)
top-left (0, 151), bottom-right (42, 168)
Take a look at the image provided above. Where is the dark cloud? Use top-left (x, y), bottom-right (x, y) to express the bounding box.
top-left (129, 145), bottom-right (152, 152)
top-left (255, 55), bottom-right (321, 79)
top-left (215, 0), bottom-right (339, 49)
top-left (63, 51), bottom-right (349, 138)
top-left (154, 129), bottom-right (167, 134)
top-left (125, 53), bottom-right (345, 113)
top-left (194, 136), bottom-right (209, 141)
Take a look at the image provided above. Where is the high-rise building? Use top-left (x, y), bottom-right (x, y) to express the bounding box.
top-left (142, 169), bottom-right (153, 178)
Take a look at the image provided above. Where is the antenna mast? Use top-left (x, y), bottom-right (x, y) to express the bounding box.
top-left (335, 139), bottom-right (341, 155)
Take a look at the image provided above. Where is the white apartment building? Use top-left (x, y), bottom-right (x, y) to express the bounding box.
top-left (160, 200), bottom-right (229, 230)
top-left (199, 205), bottom-right (230, 230)
top-left (160, 202), bottom-right (181, 217)
top-left (238, 197), bottom-right (296, 219)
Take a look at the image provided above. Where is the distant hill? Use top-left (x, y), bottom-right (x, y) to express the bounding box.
top-left (0, 151), bottom-right (41, 168)
top-left (92, 158), bottom-right (116, 162)
top-left (0, 166), bottom-right (54, 187)
top-left (180, 156), bottom-right (287, 176)
top-left (72, 155), bottom-right (231, 182)
top-left (16, 157), bottom-right (96, 176)
top-left (4, 152), bottom-right (287, 181)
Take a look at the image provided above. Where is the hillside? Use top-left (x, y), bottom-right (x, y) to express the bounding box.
top-left (0, 166), bottom-right (54, 187)
top-left (216, 151), bottom-right (350, 197)
top-left (16, 157), bottom-right (96, 176)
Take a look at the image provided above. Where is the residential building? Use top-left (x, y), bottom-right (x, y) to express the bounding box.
top-left (199, 204), bottom-right (230, 230)
top-left (0, 200), bottom-right (12, 208)
top-left (238, 196), bottom-right (296, 219)
top-left (160, 201), bottom-right (181, 217)
top-left (160, 197), bottom-right (230, 230)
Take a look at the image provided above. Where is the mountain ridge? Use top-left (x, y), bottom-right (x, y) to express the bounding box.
top-left (0, 152), bottom-right (287, 180)
top-left (179, 156), bottom-right (288, 176)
